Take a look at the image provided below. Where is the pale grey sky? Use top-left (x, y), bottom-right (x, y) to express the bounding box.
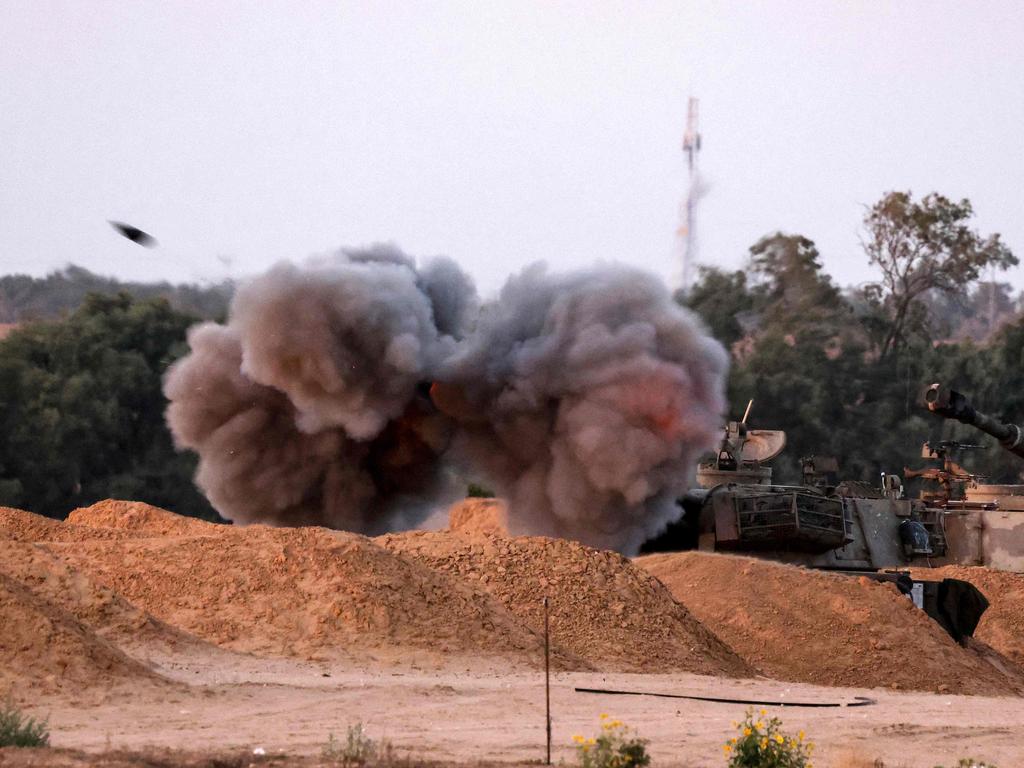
top-left (2, 1), bottom-right (1022, 296)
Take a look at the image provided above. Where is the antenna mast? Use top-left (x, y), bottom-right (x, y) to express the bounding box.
top-left (678, 97), bottom-right (702, 293)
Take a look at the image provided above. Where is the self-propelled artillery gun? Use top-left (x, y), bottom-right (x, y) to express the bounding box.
top-left (920, 383), bottom-right (1024, 571)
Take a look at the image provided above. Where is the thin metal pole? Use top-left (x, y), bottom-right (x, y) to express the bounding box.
top-left (544, 596), bottom-right (551, 765)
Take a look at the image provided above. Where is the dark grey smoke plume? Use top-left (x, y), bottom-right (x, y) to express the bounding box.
top-left (231, 247), bottom-right (463, 438)
top-left (164, 249), bottom-right (727, 552)
top-left (432, 263), bottom-right (728, 554)
top-left (164, 246), bottom-right (468, 532)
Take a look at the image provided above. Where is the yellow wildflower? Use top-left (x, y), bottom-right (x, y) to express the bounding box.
top-left (798, 730), bottom-right (805, 741)
top-left (759, 737), bottom-right (768, 750)
top-left (600, 713), bottom-right (609, 720)
top-left (722, 744), bottom-right (732, 753)
top-left (774, 733), bottom-right (784, 744)
top-left (760, 708), bottom-right (767, 716)
top-left (730, 737), bottom-right (737, 744)
top-left (586, 738), bottom-right (596, 745)
top-left (743, 727), bottom-right (752, 736)
top-left (755, 721), bottom-right (764, 730)
top-left (572, 735), bottom-right (584, 744)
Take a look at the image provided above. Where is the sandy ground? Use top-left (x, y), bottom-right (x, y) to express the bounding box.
top-left (17, 647), bottom-right (1022, 768)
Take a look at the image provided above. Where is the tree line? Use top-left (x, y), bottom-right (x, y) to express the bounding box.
top-left (0, 264), bottom-right (232, 323)
top-left (683, 190), bottom-right (1022, 487)
top-left (0, 190), bottom-right (1020, 520)
top-left (0, 293), bottom-right (218, 519)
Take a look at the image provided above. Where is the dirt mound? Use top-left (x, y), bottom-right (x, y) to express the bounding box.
top-left (51, 525), bottom-right (549, 665)
top-left (378, 530), bottom-right (752, 676)
top-left (448, 498), bottom-right (508, 536)
top-left (0, 572), bottom-right (166, 696)
top-left (0, 507), bottom-right (139, 543)
top-left (638, 550), bottom-right (1023, 695)
top-left (67, 500), bottom-right (222, 537)
top-left (0, 540), bottom-right (212, 655)
top-left (911, 565), bottom-right (1024, 667)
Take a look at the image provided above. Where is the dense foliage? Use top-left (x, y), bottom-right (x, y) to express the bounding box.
top-left (684, 191), bottom-right (1022, 487)
top-left (0, 293), bottom-right (219, 520)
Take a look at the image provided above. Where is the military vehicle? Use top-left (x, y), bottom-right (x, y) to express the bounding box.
top-left (639, 392), bottom-right (1024, 642)
top-left (920, 383), bottom-right (1024, 572)
top-left (641, 400), bottom-right (949, 572)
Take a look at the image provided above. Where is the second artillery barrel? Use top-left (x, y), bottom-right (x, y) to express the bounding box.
top-left (925, 383), bottom-right (1024, 459)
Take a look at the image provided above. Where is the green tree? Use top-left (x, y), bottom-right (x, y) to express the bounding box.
top-left (748, 233), bottom-right (846, 341)
top-left (862, 191), bottom-right (1017, 360)
top-left (0, 293), bottom-right (218, 520)
top-left (681, 267), bottom-right (756, 348)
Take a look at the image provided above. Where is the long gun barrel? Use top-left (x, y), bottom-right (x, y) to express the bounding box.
top-left (925, 383), bottom-right (1024, 459)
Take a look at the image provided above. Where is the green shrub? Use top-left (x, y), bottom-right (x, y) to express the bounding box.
top-left (723, 709), bottom-right (811, 767)
top-left (466, 483), bottom-right (495, 498)
top-left (572, 714), bottom-right (650, 768)
top-left (0, 698), bottom-right (49, 748)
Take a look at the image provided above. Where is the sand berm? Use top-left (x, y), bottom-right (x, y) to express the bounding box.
top-left (1, 498), bottom-right (1023, 699)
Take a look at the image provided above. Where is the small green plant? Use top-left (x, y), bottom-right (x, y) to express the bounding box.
top-left (572, 714), bottom-right (650, 768)
top-left (322, 722), bottom-right (391, 766)
top-left (466, 482), bottom-right (495, 498)
top-left (934, 761), bottom-right (997, 768)
top-left (0, 698), bottom-right (50, 748)
top-left (723, 709), bottom-right (812, 767)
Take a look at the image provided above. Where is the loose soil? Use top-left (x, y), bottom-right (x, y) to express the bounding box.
top-left (0, 571), bottom-right (167, 697)
top-left (0, 507), bottom-right (137, 543)
top-left (911, 564), bottom-right (1024, 666)
top-left (446, 498), bottom-right (508, 537)
top-left (66, 500), bottom-right (224, 538)
top-left (49, 525), bottom-right (550, 665)
top-left (379, 529), bottom-right (751, 676)
top-left (637, 550), bottom-right (1024, 696)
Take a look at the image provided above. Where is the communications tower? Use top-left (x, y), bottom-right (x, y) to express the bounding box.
top-left (678, 97), bottom-right (701, 292)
